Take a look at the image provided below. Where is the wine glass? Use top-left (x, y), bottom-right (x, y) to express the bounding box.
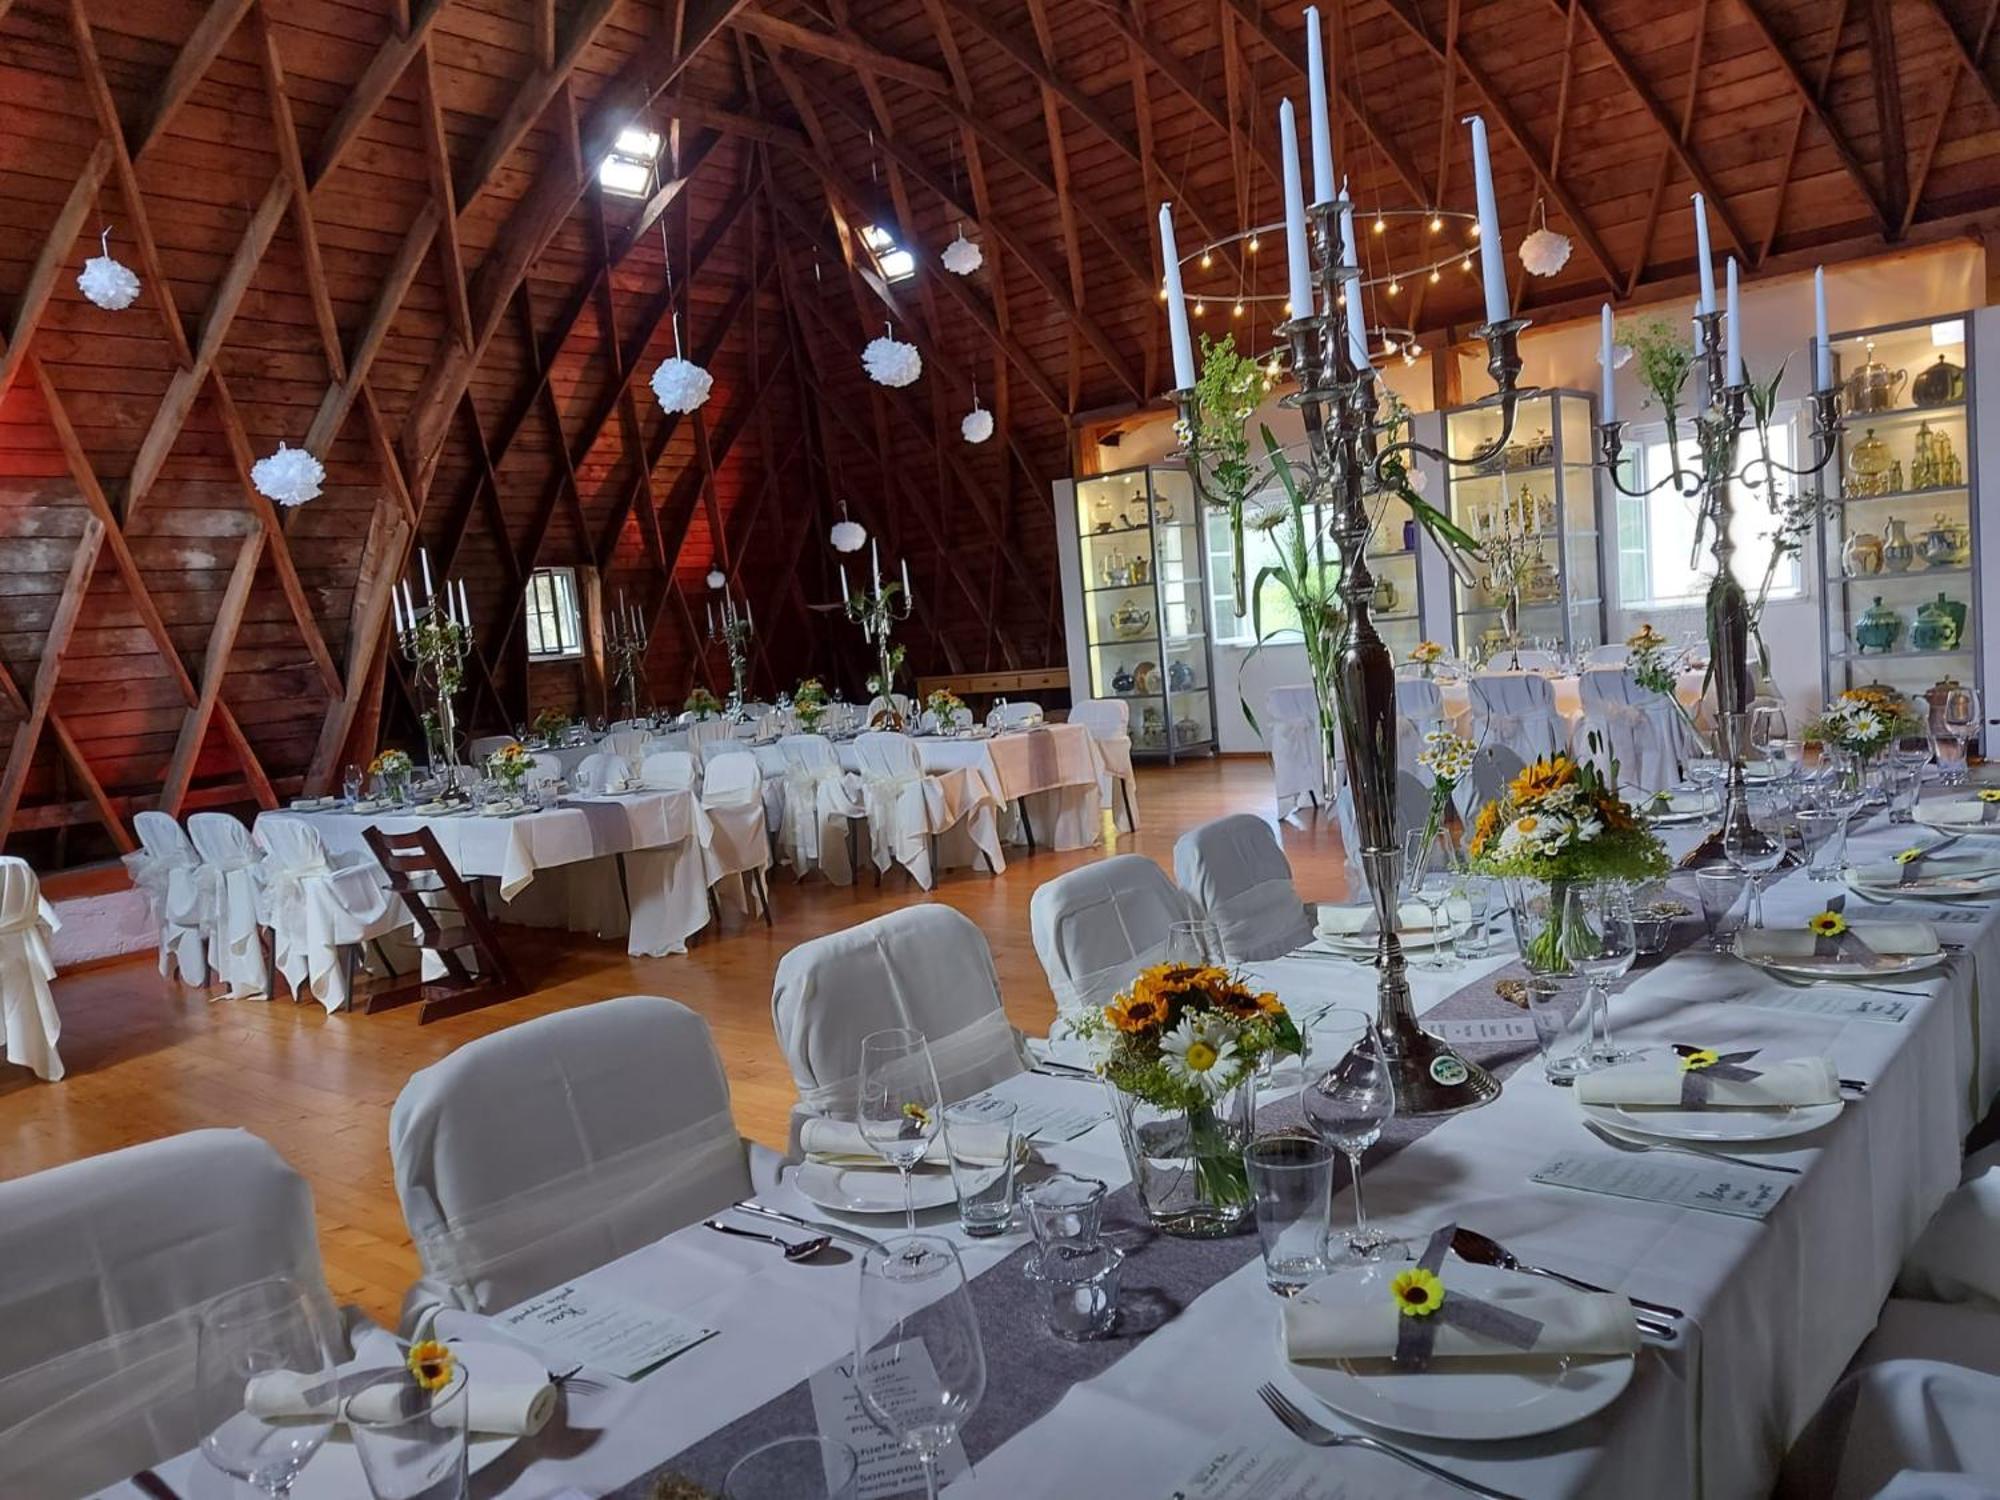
top-left (1562, 883), bottom-right (1640, 1066)
top-left (1941, 686), bottom-right (1982, 787)
top-left (1723, 794), bottom-right (1788, 928)
top-left (1300, 1008), bottom-right (1400, 1264)
top-left (857, 1028), bottom-right (944, 1231)
top-left (1749, 703), bottom-right (1791, 767)
top-left (1163, 919), bottom-right (1220, 966)
top-left (1416, 871), bottom-right (1460, 970)
top-left (341, 764), bottom-right (362, 805)
top-left (853, 1236), bottom-right (986, 1500)
top-left (196, 1278), bottom-right (338, 1497)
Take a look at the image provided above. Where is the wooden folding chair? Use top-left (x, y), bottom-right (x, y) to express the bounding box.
top-left (359, 824), bottom-right (522, 1022)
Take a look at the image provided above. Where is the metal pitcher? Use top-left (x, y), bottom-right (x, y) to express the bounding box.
top-left (1841, 343), bottom-right (1908, 415)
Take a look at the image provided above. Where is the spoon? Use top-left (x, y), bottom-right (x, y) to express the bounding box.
top-left (1448, 1226), bottom-right (1684, 1329)
top-left (703, 1219), bottom-right (833, 1261)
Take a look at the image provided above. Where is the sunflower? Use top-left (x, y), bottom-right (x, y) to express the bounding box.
top-left (1509, 755), bottom-right (1576, 805)
top-left (1469, 800), bottom-right (1502, 856)
top-left (1894, 847), bottom-right (1924, 866)
top-left (1391, 1267), bottom-right (1445, 1317)
top-left (1679, 1048), bottom-right (1719, 1071)
top-left (1106, 989), bottom-right (1171, 1034)
top-left (1807, 911), bottom-right (1848, 938)
top-left (1978, 790), bottom-right (2000, 805)
top-left (407, 1338), bottom-right (455, 1392)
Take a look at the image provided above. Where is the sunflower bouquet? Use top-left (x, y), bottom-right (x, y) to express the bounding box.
top-left (531, 708), bottom-right (572, 742)
top-left (1626, 623), bottom-right (1708, 751)
top-left (367, 748), bottom-right (413, 800)
top-left (1807, 687), bottom-right (1920, 759)
top-left (685, 686), bottom-right (721, 720)
top-left (793, 677), bottom-right (829, 732)
top-left (1468, 755), bottom-right (1669, 886)
top-left (925, 688), bottom-right (967, 731)
top-left (486, 740), bottom-right (533, 794)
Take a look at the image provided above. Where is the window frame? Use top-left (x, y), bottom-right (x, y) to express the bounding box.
top-left (525, 566), bottom-right (585, 662)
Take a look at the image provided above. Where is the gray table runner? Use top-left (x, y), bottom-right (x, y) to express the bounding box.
top-left (605, 922), bottom-right (1703, 1499)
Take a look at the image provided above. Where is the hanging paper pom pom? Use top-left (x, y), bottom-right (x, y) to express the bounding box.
top-left (77, 229), bottom-right (140, 311)
top-left (650, 356), bottom-right (714, 414)
top-left (940, 234), bottom-right (983, 276)
top-left (251, 442), bottom-right (325, 508)
top-left (961, 405), bottom-right (994, 444)
top-left (830, 520), bottom-right (867, 553)
top-left (1596, 339), bottom-right (1635, 371)
top-left (706, 569), bottom-right (726, 590)
top-left (1517, 226), bottom-right (1571, 278)
top-left (862, 334), bottom-right (922, 388)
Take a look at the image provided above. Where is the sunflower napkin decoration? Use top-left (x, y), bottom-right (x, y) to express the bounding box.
top-left (1894, 835), bottom-right (1963, 883)
top-left (1978, 789), bottom-right (2000, 823)
top-left (1807, 898), bottom-right (1877, 963)
top-left (1390, 1224), bottom-right (1545, 1372)
top-left (1672, 1044), bottom-right (1764, 1106)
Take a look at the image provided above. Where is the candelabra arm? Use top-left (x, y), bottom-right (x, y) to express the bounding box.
top-left (1370, 319), bottom-right (1534, 478)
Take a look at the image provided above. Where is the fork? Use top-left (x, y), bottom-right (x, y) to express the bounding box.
top-left (549, 1364), bottom-right (608, 1395)
top-left (1759, 968), bottom-right (1932, 999)
top-left (1255, 1384), bottom-right (1524, 1499)
top-left (1583, 1119), bottom-right (1801, 1175)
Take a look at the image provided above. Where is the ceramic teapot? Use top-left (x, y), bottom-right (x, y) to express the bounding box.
top-left (1921, 515), bottom-right (1960, 568)
top-left (1375, 576), bottom-right (1400, 612)
top-left (1912, 594), bottom-right (1962, 652)
top-left (1912, 354), bottom-right (1965, 408)
top-left (1846, 429), bottom-right (1892, 497)
top-left (1853, 596), bottom-right (1903, 654)
top-left (1109, 597), bottom-right (1153, 639)
top-left (1110, 662), bottom-right (1136, 694)
top-left (1167, 657), bottom-right (1196, 691)
top-left (1842, 343), bottom-right (1908, 415)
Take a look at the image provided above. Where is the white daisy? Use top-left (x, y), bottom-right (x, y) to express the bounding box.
top-left (1160, 1015), bottom-right (1240, 1097)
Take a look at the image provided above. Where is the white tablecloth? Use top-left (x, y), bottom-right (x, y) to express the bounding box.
top-left (127, 797), bottom-right (2000, 1500)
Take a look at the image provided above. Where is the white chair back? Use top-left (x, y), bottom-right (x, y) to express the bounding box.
top-left (701, 750), bottom-right (761, 808)
top-left (468, 734), bottom-right (514, 760)
top-left (1264, 684), bottom-right (1328, 820)
top-left (688, 718), bottom-right (736, 765)
top-left (0, 1130), bottom-right (326, 1498)
top-left (640, 750), bottom-right (697, 791)
top-left (127, 810), bottom-right (207, 985)
top-left (771, 907), bottom-right (1024, 1128)
top-left (573, 751), bottom-right (630, 794)
top-left (852, 729), bottom-right (924, 780)
top-left (1584, 644), bottom-right (1629, 666)
top-left (390, 996), bottom-right (751, 1322)
top-left (778, 732), bottom-right (842, 776)
top-left (1575, 667), bottom-right (1679, 793)
top-left (1069, 697), bottom-right (1129, 737)
top-left (988, 701), bottom-right (1043, 729)
top-left (603, 730), bottom-right (651, 763)
top-left (1468, 672), bottom-right (1567, 765)
top-left (1030, 855), bottom-right (1189, 1024)
top-left (1173, 814), bottom-right (1314, 962)
top-left (1070, 697), bottom-right (1139, 830)
top-left (529, 751), bottom-right (563, 782)
top-left (0, 857), bottom-right (61, 1082)
top-left (188, 812), bottom-right (267, 998)
top-left (866, 693), bottom-right (914, 723)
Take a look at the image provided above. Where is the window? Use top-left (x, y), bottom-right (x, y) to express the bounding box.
top-left (1207, 501), bottom-right (1338, 645)
top-left (526, 567), bottom-right (584, 660)
top-left (599, 125), bottom-right (660, 197)
top-left (1614, 409), bottom-right (1807, 609)
top-left (859, 224), bottom-right (916, 284)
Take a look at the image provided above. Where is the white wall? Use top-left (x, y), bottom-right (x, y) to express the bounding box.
top-left (1076, 239), bottom-right (1988, 741)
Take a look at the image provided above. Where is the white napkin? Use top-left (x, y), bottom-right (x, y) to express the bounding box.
top-left (1895, 1161), bottom-right (2000, 1311)
top-left (1854, 852), bottom-right (2000, 886)
top-left (1735, 923), bottom-right (1939, 958)
top-left (1315, 899), bottom-right (1467, 939)
top-left (1283, 1280), bottom-right (1638, 1362)
top-left (247, 1327), bottom-right (556, 1437)
top-left (1919, 801), bottom-right (2000, 830)
top-left (796, 1116), bottom-right (940, 1167)
top-left (1575, 1055), bottom-right (1838, 1108)
top-left (1648, 788), bottom-right (1710, 816)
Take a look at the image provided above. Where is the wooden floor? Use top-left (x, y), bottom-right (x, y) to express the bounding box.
top-left (0, 758), bottom-right (1354, 1325)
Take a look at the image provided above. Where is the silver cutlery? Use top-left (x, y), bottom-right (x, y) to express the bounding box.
top-left (703, 1219), bottom-right (834, 1261)
top-left (1448, 1226), bottom-right (1682, 1334)
top-left (1840, 1078), bottom-right (1869, 1096)
top-left (547, 1363), bottom-right (607, 1395)
top-left (731, 1200), bottom-right (880, 1249)
top-left (1583, 1119), bottom-right (1801, 1175)
top-left (1255, 1384), bottom-right (1523, 1500)
top-left (1759, 968), bottom-right (1932, 999)
top-left (1028, 1058), bottom-right (1097, 1079)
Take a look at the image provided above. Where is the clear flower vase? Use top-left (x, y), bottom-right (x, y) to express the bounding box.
top-left (1108, 1081), bottom-right (1255, 1239)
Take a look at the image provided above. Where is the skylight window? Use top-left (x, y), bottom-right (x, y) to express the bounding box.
top-left (600, 126), bottom-right (660, 197)
top-left (860, 224), bottom-right (916, 283)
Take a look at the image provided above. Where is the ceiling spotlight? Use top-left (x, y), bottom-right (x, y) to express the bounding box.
top-left (1282, 299), bottom-right (1294, 316)
top-left (1158, 285), bottom-right (1169, 301)
top-left (1382, 338), bottom-right (1398, 357)
top-left (1200, 252), bottom-right (1213, 269)
top-left (1334, 291), bottom-right (1346, 308)
top-left (1247, 235), bottom-right (1261, 252)
top-left (1429, 214), bottom-right (1443, 234)
top-left (1232, 301), bottom-right (1245, 318)
top-left (1265, 358), bottom-right (1282, 377)
top-left (1408, 341), bottom-right (1424, 359)
top-left (1372, 217), bottom-right (1386, 235)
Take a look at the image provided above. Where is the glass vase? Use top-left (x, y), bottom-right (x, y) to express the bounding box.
top-left (1506, 876), bottom-right (1582, 977)
top-left (1108, 1080), bottom-right (1256, 1239)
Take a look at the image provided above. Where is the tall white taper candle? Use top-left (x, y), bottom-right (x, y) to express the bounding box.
top-left (1724, 257), bottom-right (1743, 388)
top-left (1465, 116), bottom-right (1508, 327)
top-left (1600, 304), bottom-right (1616, 424)
top-left (1337, 194), bottom-right (1369, 369)
top-left (1691, 194), bottom-right (1717, 316)
top-left (1279, 100), bottom-right (1314, 321)
top-left (1158, 204), bottom-right (1197, 390)
top-left (420, 547), bottom-right (434, 601)
top-left (1303, 6), bottom-right (1334, 205)
top-left (1814, 266), bottom-right (1832, 391)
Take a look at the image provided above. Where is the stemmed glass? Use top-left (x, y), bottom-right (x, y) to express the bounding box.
top-left (342, 764), bottom-right (363, 805)
top-left (196, 1277), bottom-right (338, 1498)
top-left (1749, 703), bottom-right (1791, 770)
top-left (1562, 883), bottom-right (1640, 1067)
top-left (1415, 871), bottom-right (1460, 969)
top-left (854, 1236), bottom-right (986, 1500)
top-left (857, 1028), bottom-right (944, 1231)
top-left (1723, 795), bottom-right (1788, 929)
top-left (1163, 919), bottom-right (1220, 965)
top-left (1939, 686), bottom-right (1982, 786)
top-left (1300, 1008), bottom-right (1400, 1265)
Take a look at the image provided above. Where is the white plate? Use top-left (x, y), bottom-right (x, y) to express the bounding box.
top-left (1284, 1261), bottom-right (1635, 1441)
top-left (1847, 867), bottom-right (2000, 899)
top-left (1736, 950), bottom-right (1941, 981)
top-left (1315, 922), bottom-right (1468, 955)
top-left (1580, 1097), bottom-right (1842, 1143)
top-left (1914, 803), bottom-right (2000, 836)
top-left (180, 1429), bottom-right (515, 1499)
top-left (794, 1161), bottom-right (958, 1215)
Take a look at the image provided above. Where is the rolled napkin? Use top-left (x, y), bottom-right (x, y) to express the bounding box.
top-left (1854, 850), bottom-right (2000, 887)
top-left (1646, 788), bottom-right (1711, 818)
top-left (1576, 1053), bottom-right (1838, 1109)
top-left (1284, 1267), bottom-right (1637, 1365)
top-left (1735, 922), bottom-right (1939, 959)
top-left (247, 1329), bottom-right (556, 1437)
top-left (797, 1116), bottom-right (939, 1167)
top-left (1315, 899), bottom-right (1468, 940)
top-left (1919, 797), bottom-right (2000, 830)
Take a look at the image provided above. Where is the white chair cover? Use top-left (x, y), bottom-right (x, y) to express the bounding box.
top-left (0, 857), bottom-right (62, 1082)
top-left (699, 750), bottom-right (771, 915)
top-left (1494, 647), bottom-right (1560, 671)
top-left (1070, 697), bottom-right (1140, 832)
top-left (850, 731), bottom-right (1003, 889)
top-left (187, 812), bottom-right (268, 999)
top-left (572, 751), bottom-right (631, 794)
top-left (1584, 644), bottom-right (1630, 666)
top-left (1780, 1352), bottom-right (2000, 1500)
top-left (639, 749), bottom-right (698, 791)
top-left (866, 693), bottom-right (915, 723)
top-left (391, 996), bottom-right (753, 1326)
top-left (1029, 854), bottom-right (1189, 1027)
top-left (1467, 672), bottom-right (1568, 767)
top-left (988, 701), bottom-right (1043, 729)
top-left (1394, 676), bottom-right (1450, 789)
top-left (1265, 684), bottom-right (1328, 823)
top-left (529, 751), bottom-right (563, 782)
top-left (0, 1129), bottom-right (327, 1498)
top-left (917, 705), bottom-right (974, 734)
top-left (1173, 814), bottom-right (1314, 962)
top-left (771, 906), bottom-right (1026, 1148)
top-left (255, 816), bottom-right (398, 1014)
top-left (776, 734), bottom-right (860, 886)
top-left (1574, 668), bottom-right (1679, 795)
top-left (468, 733), bottom-right (514, 760)
top-left (687, 718), bottom-right (736, 767)
top-left (1469, 741), bottom-right (1529, 811)
top-left (124, 809), bottom-right (207, 985)
top-left (602, 729), bottom-right (651, 764)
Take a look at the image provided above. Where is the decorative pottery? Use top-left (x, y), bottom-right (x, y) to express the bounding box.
top-left (1375, 576), bottom-right (1400, 612)
top-left (1842, 531), bottom-right (1885, 577)
top-left (1912, 354), bottom-right (1966, 408)
top-left (1912, 595), bottom-right (1961, 652)
top-left (1924, 678), bottom-right (1966, 722)
top-left (1854, 596), bottom-right (1903, 654)
top-left (1109, 598), bottom-right (1152, 639)
top-left (1155, 493), bottom-right (1177, 523)
top-left (1845, 428), bottom-right (1892, 497)
top-left (1921, 515), bottom-right (1960, 568)
top-left (1525, 428), bottom-right (1554, 467)
top-left (1523, 554), bottom-right (1560, 603)
top-left (1842, 343), bottom-right (1908, 415)
top-left (1402, 517), bottom-right (1418, 551)
top-left (1881, 517), bottom-right (1915, 572)
top-left (1110, 663), bottom-right (1136, 694)
top-left (1167, 657), bottom-right (1196, 692)
top-left (1132, 661), bottom-right (1159, 694)
top-left (1131, 553), bottom-right (1151, 584)
top-left (1173, 715), bottom-right (1204, 744)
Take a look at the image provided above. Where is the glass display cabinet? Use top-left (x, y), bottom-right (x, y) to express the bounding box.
top-left (1817, 313), bottom-right (1981, 712)
top-left (1366, 506), bottom-right (1428, 662)
top-left (1441, 389), bottom-right (1605, 660)
top-left (1072, 465), bottom-right (1218, 761)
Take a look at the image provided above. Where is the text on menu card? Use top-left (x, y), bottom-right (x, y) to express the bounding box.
top-left (494, 1283), bottom-right (716, 1381)
top-left (1532, 1152), bottom-right (1791, 1219)
top-left (808, 1345), bottom-right (970, 1500)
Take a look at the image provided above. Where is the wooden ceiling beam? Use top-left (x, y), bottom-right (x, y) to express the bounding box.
top-left (1628, 0), bottom-right (1709, 294)
top-left (253, 1), bottom-right (344, 380)
top-left (1734, 0), bottom-right (1891, 232)
top-left (307, 0), bottom-right (447, 181)
top-left (1912, 0), bottom-right (2000, 118)
top-left (0, 518), bottom-right (104, 837)
top-left (733, 11), bottom-right (949, 92)
top-left (1758, 0), bottom-right (1847, 263)
top-left (416, 43), bottom-right (475, 350)
top-left (1903, 0), bottom-right (2000, 234)
top-left (132, 0), bottom-right (254, 156)
top-left (158, 530), bottom-right (264, 815)
top-left (457, 0), bottom-right (624, 205)
top-left (1863, 0), bottom-right (1909, 234)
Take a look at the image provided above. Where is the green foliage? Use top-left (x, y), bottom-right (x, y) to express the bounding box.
top-left (1623, 317), bottom-right (1694, 413)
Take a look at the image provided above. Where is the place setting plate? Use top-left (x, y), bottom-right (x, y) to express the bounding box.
top-left (1913, 803), bottom-right (2000, 837)
top-left (1281, 1261), bottom-right (1636, 1442)
top-left (792, 1161), bottom-right (958, 1215)
top-left (1733, 947), bottom-right (1942, 982)
top-left (1845, 865), bottom-right (2000, 900)
top-left (1310, 902), bottom-right (1470, 957)
top-left (1579, 1098), bottom-right (1842, 1144)
top-left (1639, 788), bottom-right (1713, 826)
top-left (177, 1428), bottom-right (517, 1499)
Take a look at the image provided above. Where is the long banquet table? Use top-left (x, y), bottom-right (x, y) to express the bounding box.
top-left (137, 794), bottom-right (1998, 1500)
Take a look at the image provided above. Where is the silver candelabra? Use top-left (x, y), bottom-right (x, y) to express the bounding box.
top-left (705, 589), bottom-right (752, 717)
top-left (392, 558), bottom-right (472, 774)
top-left (843, 545), bottom-right (913, 729)
top-left (609, 592), bottom-right (651, 722)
